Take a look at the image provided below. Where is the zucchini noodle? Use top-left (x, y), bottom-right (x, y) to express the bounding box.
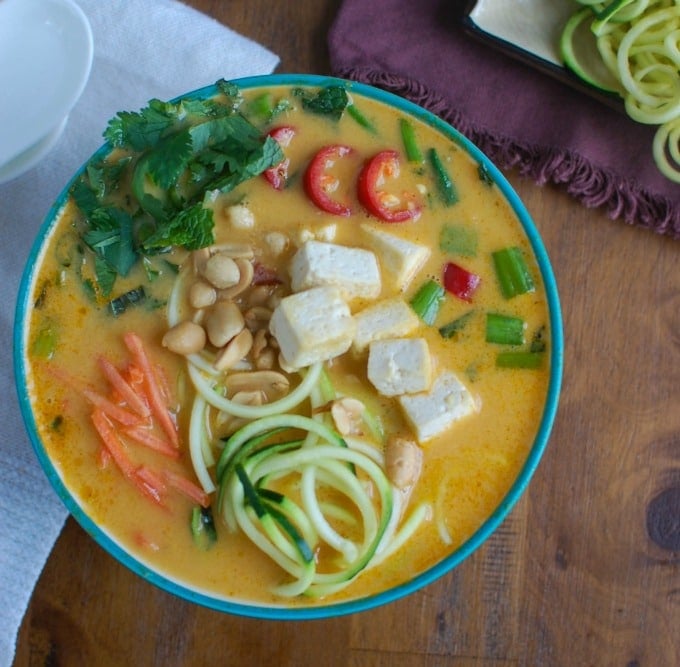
top-left (188, 395), bottom-right (216, 494)
top-left (653, 116), bottom-right (680, 180)
top-left (213, 414), bottom-right (432, 598)
top-left (187, 360), bottom-right (322, 419)
top-left (165, 253), bottom-right (429, 598)
top-left (572, 0), bottom-right (680, 181)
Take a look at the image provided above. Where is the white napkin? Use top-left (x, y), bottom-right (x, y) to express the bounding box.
top-left (0, 1), bottom-right (278, 663)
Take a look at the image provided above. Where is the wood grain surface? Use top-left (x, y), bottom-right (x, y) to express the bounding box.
top-left (13, 1), bottom-right (680, 665)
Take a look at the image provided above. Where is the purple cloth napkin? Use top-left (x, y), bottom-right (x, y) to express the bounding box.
top-left (328, 0), bottom-right (680, 239)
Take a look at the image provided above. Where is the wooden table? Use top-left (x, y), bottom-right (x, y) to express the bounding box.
top-left (14, 1), bottom-right (679, 665)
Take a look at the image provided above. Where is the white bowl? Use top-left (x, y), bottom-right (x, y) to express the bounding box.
top-left (0, 0), bottom-right (93, 181)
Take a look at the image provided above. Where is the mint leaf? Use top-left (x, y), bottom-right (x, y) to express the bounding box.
top-left (142, 203), bottom-right (214, 251)
top-left (93, 254), bottom-right (117, 297)
top-left (296, 85), bottom-right (348, 120)
top-left (83, 208), bottom-right (137, 277)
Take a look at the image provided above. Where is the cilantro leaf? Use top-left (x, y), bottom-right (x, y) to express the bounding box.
top-left (146, 129), bottom-right (192, 189)
top-left (142, 203), bottom-right (214, 251)
top-left (93, 254), bottom-right (117, 297)
top-left (215, 79), bottom-right (243, 111)
top-left (208, 135), bottom-right (283, 194)
top-left (104, 105), bottom-right (176, 150)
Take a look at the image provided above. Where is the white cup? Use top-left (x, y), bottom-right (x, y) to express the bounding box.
top-left (0, 0), bottom-right (93, 184)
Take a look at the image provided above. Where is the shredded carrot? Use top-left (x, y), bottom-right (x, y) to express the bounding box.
top-left (123, 425), bottom-right (180, 459)
top-left (98, 447), bottom-right (112, 470)
top-left (123, 332), bottom-right (179, 447)
top-left (163, 469), bottom-right (210, 508)
top-left (135, 466), bottom-right (168, 505)
top-left (83, 388), bottom-right (141, 426)
top-left (91, 409), bottom-right (138, 477)
top-left (91, 409), bottom-right (165, 506)
top-left (98, 356), bottom-right (151, 418)
top-left (132, 531), bottom-right (161, 552)
top-left (152, 363), bottom-right (173, 408)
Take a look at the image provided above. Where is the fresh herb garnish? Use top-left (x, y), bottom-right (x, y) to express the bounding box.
top-left (70, 80), bottom-right (284, 295)
top-left (294, 85), bottom-right (349, 120)
top-left (142, 203), bottom-right (214, 251)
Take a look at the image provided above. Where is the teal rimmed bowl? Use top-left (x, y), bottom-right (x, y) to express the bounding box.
top-left (14, 73), bottom-right (563, 619)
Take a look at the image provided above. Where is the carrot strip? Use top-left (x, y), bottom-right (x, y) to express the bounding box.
top-left (153, 363), bottom-right (173, 408)
top-left (123, 425), bottom-right (180, 459)
top-left (163, 469), bottom-right (210, 508)
top-left (135, 466), bottom-right (168, 505)
top-left (91, 409), bottom-right (165, 506)
top-left (98, 447), bottom-right (112, 469)
top-left (132, 531), bottom-right (161, 552)
top-left (83, 388), bottom-right (141, 426)
top-left (91, 409), bottom-right (138, 478)
top-left (97, 356), bottom-right (151, 418)
top-left (123, 332), bottom-right (179, 447)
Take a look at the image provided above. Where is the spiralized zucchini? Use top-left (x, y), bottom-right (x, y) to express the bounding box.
top-left (571, 0), bottom-right (680, 182)
top-left (166, 262), bottom-right (430, 597)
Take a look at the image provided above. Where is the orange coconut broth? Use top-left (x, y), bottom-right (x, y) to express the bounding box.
top-left (26, 84), bottom-right (550, 605)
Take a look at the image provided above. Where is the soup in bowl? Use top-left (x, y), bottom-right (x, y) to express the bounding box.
top-left (14, 74), bottom-right (562, 617)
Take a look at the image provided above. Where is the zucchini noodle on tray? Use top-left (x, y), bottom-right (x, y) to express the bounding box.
top-left (561, 0), bottom-right (680, 182)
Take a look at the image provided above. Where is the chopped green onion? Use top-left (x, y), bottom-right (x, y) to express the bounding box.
top-left (346, 104), bottom-right (376, 133)
top-left (32, 326), bottom-right (58, 359)
top-left (491, 247), bottom-right (535, 299)
top-left (410, 279), bottom-right (445, 325)
top-left (439, 223), bottom-right (478, 257)
top-left (191, 505), bottom-right (217, 550)
top-left (428, 148), bottom-right (458, 206)
top-left (486, 313), bottom-right (525, 345)
top-left (400, 118), bottom-right (423, 163)
top-left (496, 352), bottom-right (544, 369)
top-left (439, 310), bottom-right (475, 339)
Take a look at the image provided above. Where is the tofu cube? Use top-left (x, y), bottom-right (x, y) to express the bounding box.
top-left (353, 297), bottom-right (420, 353)
top-left (367, 338), bottom-right (432, 397)
top-left (398, 371), bottom-right (477, 442)
top-left (289, 240), bottom-right (381, 300)
top-left (360, 224), bottom-right (430, 292)
top-left (269, 286), bottom-right (356, 368)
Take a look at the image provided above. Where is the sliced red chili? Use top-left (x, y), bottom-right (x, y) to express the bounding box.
top-left (263, 125), bottom-right (296, 190)
top-left (303, 144), bottom-right (354, 217)
top-left (443, 262), bottom-right (481, 302)
top-left (357, 149), bottom-right (422, 222)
